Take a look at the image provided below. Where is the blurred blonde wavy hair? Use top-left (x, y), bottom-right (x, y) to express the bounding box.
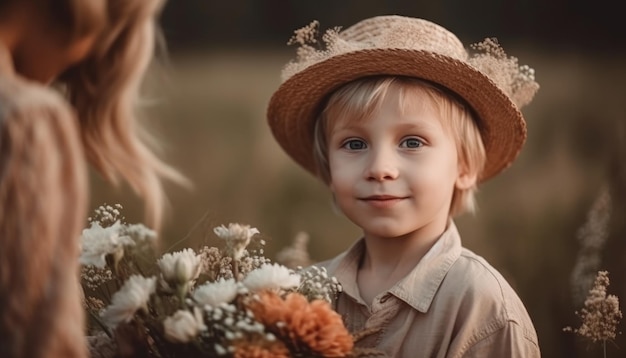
top-left (58, 0), bottom-right (187, 230)
top-left (313, 76), bottom-right (486, 217)
top-left (0, 1), bottom-right (183, 357)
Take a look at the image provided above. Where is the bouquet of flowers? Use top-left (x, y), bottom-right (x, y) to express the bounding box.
top-left (80, 204), bottom-right (362, 358)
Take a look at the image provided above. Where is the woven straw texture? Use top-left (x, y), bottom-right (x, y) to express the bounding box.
top-left (267, 15), bottom-right (539, 182)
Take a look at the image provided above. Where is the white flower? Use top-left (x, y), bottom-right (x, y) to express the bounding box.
top-left (192, 278), bottom-right (241, 307)
top-left (213, 223), bottom-right (259, 260)
top-left (79, 221), bottom-right (133, 268)
top-left (163, 307), bottom-right (207, 343)
top-left (101, 275), bottom-right (156, 328)
top-left (214, 344), bottom-right (227, 355)
top-left (158, 248), bottom-right (202, 286)
top-left (243, 263), bottom-right (301, 293)
top-left (124, 223), bottom-right (157, 243)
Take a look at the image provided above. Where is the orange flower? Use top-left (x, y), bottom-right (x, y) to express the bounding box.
top-left (232, 337), bottom-right (290, 358)
top-left (249, 291), bottom-right (354, 357)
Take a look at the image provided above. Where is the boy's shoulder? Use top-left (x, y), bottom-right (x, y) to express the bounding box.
top-left (448, 247), bottom-right (511, 292)
top-left (437, 246), bottom-right (537, 337)
top-left (447, 247), bottom-right (521, 303)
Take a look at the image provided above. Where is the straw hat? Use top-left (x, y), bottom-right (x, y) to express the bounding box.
top-left (267, 15), bottom-right (539, 182)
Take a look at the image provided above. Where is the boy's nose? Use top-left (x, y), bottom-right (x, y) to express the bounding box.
top-left (365, 150), bottom-right (399, 181)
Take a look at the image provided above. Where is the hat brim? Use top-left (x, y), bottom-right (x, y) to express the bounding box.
top-left (267, 48), bottom-right (527, 182)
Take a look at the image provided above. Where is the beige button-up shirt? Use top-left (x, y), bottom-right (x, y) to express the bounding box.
top-left (318, 222), bottom-right (540, 358)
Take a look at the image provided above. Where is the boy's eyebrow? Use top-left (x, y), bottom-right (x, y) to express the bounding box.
top-left (394, 120), bottom-right (440, 132)
top-left (328, 121), bottom-right (442, 142)
top-left (328, 125), bottom-right (361, 138)
top-left (329, 120), bottom-right (363, 132)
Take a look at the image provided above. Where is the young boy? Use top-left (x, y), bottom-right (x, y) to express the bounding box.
top-left (267, 16), bottom-right (541, 357)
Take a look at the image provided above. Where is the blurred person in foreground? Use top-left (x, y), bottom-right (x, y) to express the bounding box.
top-left (0, 0), bottom-right (185, 356)
top-left (267, 15), bottom-right (541, 357)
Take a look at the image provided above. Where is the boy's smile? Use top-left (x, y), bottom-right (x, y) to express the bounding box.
top-left (358, 194), bottom-right (409, 209)
top-left (327, 85), bottom-right (473, 242)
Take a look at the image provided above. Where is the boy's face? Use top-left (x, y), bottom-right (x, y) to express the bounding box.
top-left (327, 86), bottom-right (474, 241)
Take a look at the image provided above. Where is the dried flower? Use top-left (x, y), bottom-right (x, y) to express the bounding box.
top-left (192, 278), bottom-right (243, 307)
top-left (81, 265), bottom-right (113, 290)
top-left (232, 337), bottom-right (290, 358)
top-left (565, 271), bottom-right (622, 347)
top-left (214, 223), bottom-right (260, 261)
top-left (212, 302), bottom-right (266, 335)
top-left (297, 265), bottom-right (342, 303)
top-left (123, 223), bottom-right (157, 243)
top-left (89, 203), bottom-right (124, 227)
top-left (100, 275), bottom-right (156, 328)
top-left (243, 263), bottom-right (300, 293)
top-left (287, 20), bottom-right (320, 47)
top-left (468, 38), bottom-right (539, 108)
top-left (238, 252), bottom-right (272, 277)
top-left (158, 248), bottom-right (202, 287)
top-left (82, 204), bottom-right (354, 357)
top-left (84, 296), bottom-right (106, 312)
top-left (80, 221), bottom-right (132, 268)
top-left (163, 307), bottom-right (207, 343)
top-left (283, 20), bottom-right (350, 82)
top-left (249, 291), bottom-right (354, 356)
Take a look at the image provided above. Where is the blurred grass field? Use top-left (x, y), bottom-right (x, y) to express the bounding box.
top-left (89, 47), bottom-right (626, 357)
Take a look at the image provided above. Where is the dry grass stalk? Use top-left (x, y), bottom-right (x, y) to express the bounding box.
top-left (570, 187), bottom-right (611, 305)
top-left (564, 270), bottom-right (622, 357)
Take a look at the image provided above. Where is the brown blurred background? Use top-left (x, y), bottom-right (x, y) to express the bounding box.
top-left (89, 1), bottom-right (626, 357)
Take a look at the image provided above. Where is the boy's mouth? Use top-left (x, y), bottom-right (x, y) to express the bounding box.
top-left (362, 195), bottom-right (403, 200)
top-left (359, 195), bottom-right (407, 208)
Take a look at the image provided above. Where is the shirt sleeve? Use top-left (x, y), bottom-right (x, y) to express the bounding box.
top-left (462, 320), bottom-right (541, 358)
top-left (0, 80), bottom-right (89, 357)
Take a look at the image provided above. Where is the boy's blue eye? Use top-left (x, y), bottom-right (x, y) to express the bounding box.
top-left (401, 138), bottom-right (423, 148)
top-left (343, 139), bottom-right (367, 150)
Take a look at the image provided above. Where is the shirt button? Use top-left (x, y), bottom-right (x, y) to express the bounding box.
top-left (379, 293), bottom-right (391, 303)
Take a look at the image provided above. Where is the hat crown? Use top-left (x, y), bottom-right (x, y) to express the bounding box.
top-left (282, 15), bottom-right (538, 109)
top-left (339, 16), bottom-right (467, 61)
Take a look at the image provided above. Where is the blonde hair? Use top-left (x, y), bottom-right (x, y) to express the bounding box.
top-left (58, 0), bottom-right (187, 230)
top-left (313, 76), bottom-right (486, 217)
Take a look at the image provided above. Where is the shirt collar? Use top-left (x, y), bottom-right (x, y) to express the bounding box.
top-left (332, 221), bottom-right (463, 312)
top-left (332, 239), bottom-right (367, 305)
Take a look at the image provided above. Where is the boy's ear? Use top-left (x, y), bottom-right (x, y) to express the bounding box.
top-left (455, 165), bottom-right (478, 190)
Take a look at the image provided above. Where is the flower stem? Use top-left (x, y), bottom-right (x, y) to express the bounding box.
top-left (87, 309), bottom-right (112, 338)
top-left (177, 284), bottom-right (188, 308)
top-left (232, 260), bottom-right (240, 281)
